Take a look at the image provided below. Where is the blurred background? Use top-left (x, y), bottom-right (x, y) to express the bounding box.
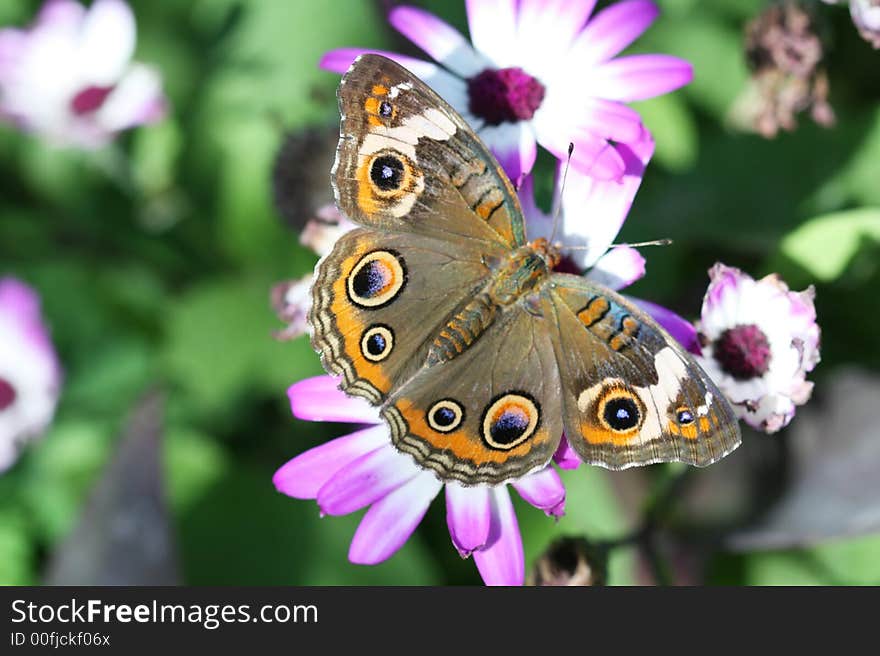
top-left (1, 0), bottom-right (878, 586)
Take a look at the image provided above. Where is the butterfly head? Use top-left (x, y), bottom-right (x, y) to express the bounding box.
top-left (527, 237), bottom-right (561, 271)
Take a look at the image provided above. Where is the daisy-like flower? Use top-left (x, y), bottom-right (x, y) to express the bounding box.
top-left (0, 278), bottom-right (61, 472)
top-left (321, 0), bottom-right (692, 181)
top-left (274, 375), bottom-right (565, 586)
top-left (0, 0), bottom-right (166, 148)
top-left (695, 264), bottom-right (820, 434)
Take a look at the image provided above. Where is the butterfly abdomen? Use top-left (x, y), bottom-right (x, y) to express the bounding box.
top-left (427, 292), bottom-right (497, 365)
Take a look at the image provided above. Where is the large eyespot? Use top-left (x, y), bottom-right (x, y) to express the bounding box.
top-left (369, 154), bottom-right (405, 192)
top-left (594, 387), bottom-right (646, 435)
top-left (379, 100), bottom-right (393, 117)
top-left (427, 399), bottom-right (465, 433)
top-left (482, 393), bottom-right (540, 450)
top-left (347, 250), bottom-right (406, 308)
top-left (360, 325), bottom-right (394, 362)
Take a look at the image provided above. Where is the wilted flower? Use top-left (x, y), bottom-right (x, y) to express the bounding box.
top-left (696, 264), bottom-right (820, 434)
top-left (737, 1), bottom-right (835, 138)
top-left (0, 0), bottom-right (166, 148)
top-left (321, 0), bottom-right (691, 181)
top-left (274, 376), bottom-right (566, 585)
top-left (0, 278), bottom-right (61, 472)
top-left (528, 536), bottom-right (607, 586)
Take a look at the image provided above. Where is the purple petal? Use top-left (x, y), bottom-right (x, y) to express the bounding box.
top-left (36, 0), bottom-right (85, 28)
top-left (516, 174), bottom-right (549, 232)
top-left (554, 130), bottom-right (655, 270)
top-left (576, 98), bottom-right (644, 144)
top-left (348, 472), bottom-right (442, 565)
top-left (287, 375), bottom-right (379, 424)
top-left (553, 436), bottom-right (581, 470)
top-left (466, 0), bottom-right (518, 66)
top-left (535, 128), bottom-right (627, 181)
top-left (587, 54), bottom-right (693, 102)
top-left (446, 483), bottom-right (492, 556)
top-left (272, 425), bottom-right (389, 499)
top-left (473, 487), bottom-right (524, 586)
top-left (629, 297), bottom-right (701, 355)
top-left (480, 121), bottom-right (538, 183)
top-left (586, 245), bottom-right (646, 290)
top-left (569, 0), bottom-right (659, 64)
top-left (317, 442), bottom-right (420, 516)
top-left (512, 468), bottom-right (565, 517)
top-left (388, 6), bottom-right (485, 77)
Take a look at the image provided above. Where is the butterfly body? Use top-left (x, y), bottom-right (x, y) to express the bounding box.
top-left (309, 55), bottom-right (741, 485)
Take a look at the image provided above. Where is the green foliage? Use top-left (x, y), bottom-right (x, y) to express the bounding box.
top-left (0, 0), bottom-right (878, 587)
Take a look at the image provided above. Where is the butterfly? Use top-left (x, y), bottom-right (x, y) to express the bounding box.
top-left (309, 54), bottom-right (741, 486)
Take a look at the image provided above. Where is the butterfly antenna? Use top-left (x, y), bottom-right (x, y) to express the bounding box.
top-left (549, 143), bottom-right (574, 245)
top-left (558, 239), bottom-right (673, 253)
top-left (610, 238), bottom-right (673, 249)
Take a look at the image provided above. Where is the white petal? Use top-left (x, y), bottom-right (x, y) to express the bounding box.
top-left (77, 0), bottom-right (136, 85)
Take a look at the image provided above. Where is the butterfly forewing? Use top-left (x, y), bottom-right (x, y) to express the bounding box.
top-left (333, 54), bottom-right (527, 248)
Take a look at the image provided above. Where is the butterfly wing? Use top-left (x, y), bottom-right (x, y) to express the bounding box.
top-left (310, 227), bottom-right (500, 404)
top-left (334, 54), bottom-right (527, 248)
top-left (543, 274), bottom-right (741, 469)
top-left (381, 305), bottom-right (563, 485)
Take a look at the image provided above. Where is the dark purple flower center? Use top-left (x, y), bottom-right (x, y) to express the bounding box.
top-left (467, 67), bottom-right (545, 126)
top-left (70, 85), bottom-right (115, 115)
top-left (714, 324), bottom-right (772, 380)
top-left (0, 377), bottom-right (16, 412)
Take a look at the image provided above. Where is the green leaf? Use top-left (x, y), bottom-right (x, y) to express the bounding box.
top-left (0, 509), bottom-right (34, 585)
top-left (745, 535), bottom-right (880, 585)
top-left (164, 426), bottom-right (230, 514)
top-left (176, 463), bottom-right (441, 585)
top-left (161, 276), bottom-right (323, 417)
top-left (20, 420), bottom-right (114, 543)
top-left (778, 208), bottom-right (880, 282)
top-left (632, 94), bottom-right (699, 172)
top-left (518, 468), bottom-right (636, 586)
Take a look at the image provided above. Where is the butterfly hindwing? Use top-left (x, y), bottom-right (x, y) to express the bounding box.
top-left (381, 306), bottom-right (563, 485)
top-left (543, 274), bottom-right (741, 469)
top-left (334, 54), bottom-right (526, 248)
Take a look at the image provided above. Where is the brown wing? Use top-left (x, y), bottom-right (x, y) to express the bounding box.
top-left (333, 54), bottom-right (527, 247)
top-left (544, 274), bottom-right (741, 469)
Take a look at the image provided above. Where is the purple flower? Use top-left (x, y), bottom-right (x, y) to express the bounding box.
top-left (274, 376), bottom-right (565, 585)
top-left (0, 0), bottom-right (167, 148)
top-left (0, 278), bottom-right (61, 472)
top-left (321, 0), bottom-right (692, 182)
top-left (695, 264), bottom-right (820, 434)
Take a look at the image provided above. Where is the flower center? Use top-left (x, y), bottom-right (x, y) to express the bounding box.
top-left (0, 377), bottom-right (17, 412)
top-left (713, 324), bottom-right (772, 380)
top-left (467, 67), bottom-right (545, 126)
top-left (70, 85), bottom-right (115, 115)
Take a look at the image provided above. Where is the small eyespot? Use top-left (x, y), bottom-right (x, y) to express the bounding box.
top-left (361, 325), bottom-right (394, 362)
top-left (347, 250), bottom-right (406, 308)
top-left (427, 399), bottom-right (464, 433)
top-left (676, 408), bottom-right (695, 425)
top-left (379, 101), bottom-right (393, 117)
top-left (482, 393), bottom-right (540, 450)
top-left (370, 155), bottom-right (404, 192)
